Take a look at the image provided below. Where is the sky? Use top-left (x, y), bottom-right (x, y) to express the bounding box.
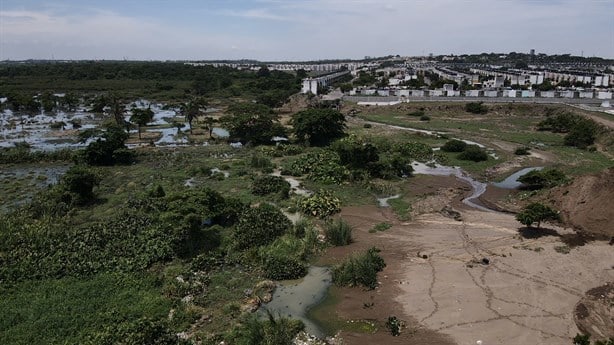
top-left (1, 0), bottom-right (613, 61)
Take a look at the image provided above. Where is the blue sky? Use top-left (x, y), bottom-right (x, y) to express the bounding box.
top-left (1, 0), bottom-right (613, 61)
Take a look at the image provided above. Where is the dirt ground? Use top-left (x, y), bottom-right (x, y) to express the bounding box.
top-left (324, 178), bottom-right (614, 345)
top-left (547, 167), bottom-right (614, 239)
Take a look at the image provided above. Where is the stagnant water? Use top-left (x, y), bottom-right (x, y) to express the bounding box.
top-left (261, 266), bottom-right (332, 338)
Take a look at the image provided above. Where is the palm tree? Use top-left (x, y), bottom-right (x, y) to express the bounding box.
top-left (130, 107), bottom-right (154, 140)
top-left (179, 98), bottom-right (207, 134)
top-left (203, 116), bottom-right (216, 138)
top-left (110, 97), bottom-right (129, 132)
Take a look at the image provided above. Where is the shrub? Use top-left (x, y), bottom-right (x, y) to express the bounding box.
top-left (332, 247), bottom-right (385, 289)
top-left (514, 147), bottom-right (530, 155)
top-left (419, 115), bottom-right (431, 121)
top-left (517, 169), bottom-right (568, 190)
top-left (283, 150), bottom-right (349, 184)
top-left (369, 153), bottom-right (413, 179)
top-left (441, 139), bottom-right (467, 152)
top-left (229, 311), bottom-right (304, 345)
top-left (363, 123), bottom-right (372, 128)
top-left (233, 204), bottom-right (291, 250)
top-left (457, 145), bottom-right (488, 162)
top-left (465, 102), bottom-right (488, 114)
top-left (250, 154), bottom-right (273, 169)
top-left (251, 175), bottom-right (291, 198)
top-left (59, 165), bottom-right (100, 205)
top-left (392, 142), bottom-right (433, 162)
top-left (407, 110), bottom-right (425, 117)
top-left (299, 190), bottom-right (341, 219)
top-left (564, 119), bottom-right (598, 149)
top-left (386, 316), bottom-right (403, 336)
top-left (324, 219), bottom-right (353, 246)
top-left (537, 112), bottom-right (580, 132)
top-left (370, 222), bottom-right (392, 233)
top-left (262, 255), bottom-right (307, 280)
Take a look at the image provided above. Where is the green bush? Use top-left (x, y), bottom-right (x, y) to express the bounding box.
top-left (262, 255), bottom-right (307, 280)
top-left (517, 169), bottom-right (568, 190)
top-left (233, 204), bottom-right (291, 250)
top-left (514, 147), bottom-right (530, 155)
top-left (251, 175), bottom-right (290, 198)
top-left (283, 150), bottom-right (350, 184)
top-left (419, 115), bottom-right (431, 121)
top-left (441, 139), bottom-right (467, 152)
top-left (457, 145), bottom-right (488, 162)
top-left (59, 165), bottom-right (100, 205)
top-left (332, 247), bottom-right (385, 289)
top-left (250, 154), bottom-right (273, 169)
top-left (407, 110), bottom-right (425, 117)
top-left (465, 102), bottom-right (488, 114)
top-left (391, 142), bottom-right (433, 162)
top-left (299, 190), bottom-right (341, 219)
top-left (324, 219), bottom-right (353, 246)
top-left (564, 119), bottom-right (598, 149)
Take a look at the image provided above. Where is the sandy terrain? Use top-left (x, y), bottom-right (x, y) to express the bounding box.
top-left (330, 198), bottom-right (614, 345)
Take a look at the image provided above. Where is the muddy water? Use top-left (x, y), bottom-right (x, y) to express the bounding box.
top-left (411, 162), bottom-right (491, 211)
top-left (261, 266), bottom-right (332, 337)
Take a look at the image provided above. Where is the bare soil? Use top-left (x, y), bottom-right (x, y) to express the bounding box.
top-left (547, 167), bottom-right (614, 239)
top-left (324, 175), bottom-right (614, 345)
top-left (574, 282), bottom-right (614, 341)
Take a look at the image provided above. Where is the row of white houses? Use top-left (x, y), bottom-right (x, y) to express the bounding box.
top-left (350, 88), bottom-right (613, 100)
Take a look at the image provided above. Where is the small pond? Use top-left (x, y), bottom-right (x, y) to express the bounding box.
top-left (261, 266), bottom-right (332, 338)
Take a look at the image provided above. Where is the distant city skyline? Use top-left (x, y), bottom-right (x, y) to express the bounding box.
top-left (1, 0), bottom-right (613, 61)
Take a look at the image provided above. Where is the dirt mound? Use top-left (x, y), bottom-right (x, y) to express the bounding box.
top-left (574, 282), bottom-right (614, 340)
top-left (548, 168), bottom-right (614, 239)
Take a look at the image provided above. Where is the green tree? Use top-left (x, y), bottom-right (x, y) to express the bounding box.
top-left (221, 103), bottom-right (285, 145)
top-left (291, 109), bottom-right (346, 146)
top-left (130, 107), bottom-right (154, 140)
top-left (516, 203), bottom-right (560, 229)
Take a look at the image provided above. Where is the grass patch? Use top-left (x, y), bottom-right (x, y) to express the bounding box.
top-left (332, 247), bottom-right (385, 289)
top-left (324, 218), bottom-right (353, 246)
top-left (369, 222), bottom-right (392, 233)
top-left (388, 197), bottom-right (411, 221)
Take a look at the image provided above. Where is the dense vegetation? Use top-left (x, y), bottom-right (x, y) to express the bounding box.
top-left (0, 61), bottom-right (301, 104)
